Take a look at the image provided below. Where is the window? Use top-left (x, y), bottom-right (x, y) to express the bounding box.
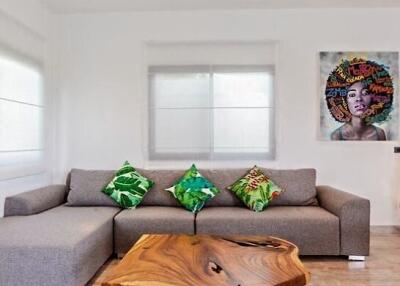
top-left (148, 65), bottom-right (275, 160)
top-left (0, 54), bottom-right (45, 180)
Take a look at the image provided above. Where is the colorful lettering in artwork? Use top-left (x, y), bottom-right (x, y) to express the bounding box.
top-left (324, 57), bottom-right (394, 124)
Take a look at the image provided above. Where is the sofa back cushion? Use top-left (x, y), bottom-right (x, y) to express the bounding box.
top-left (133, 168), bottom-right (318, 207)
top-left (66, 169), bottom-right (119, 207)
top-left (136, 169), bottom-right (181, 207)
top-left (201, 169), bottom-right (246, 207)
top-left (201, 168), bottom-right (317, 207)
top-left (65, 167), bottom-right (317, 207)
top-left (137, 168), bottom-right (247, 207)
top-left (262, 168), bottom-right (318, 206)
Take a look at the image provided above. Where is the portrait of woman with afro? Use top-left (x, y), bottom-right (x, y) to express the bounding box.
top-left (321, 52), bottom-right (398, 141)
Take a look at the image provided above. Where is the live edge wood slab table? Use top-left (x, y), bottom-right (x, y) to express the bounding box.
top-left (102, 234), bottom-right (310, 286)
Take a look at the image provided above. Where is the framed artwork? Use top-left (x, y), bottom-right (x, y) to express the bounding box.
top-left (320, 52), bottom-right (398, 141)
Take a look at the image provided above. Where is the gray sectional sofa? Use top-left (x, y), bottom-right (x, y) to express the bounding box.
top-left (0, 168), bottom-right (370, 286)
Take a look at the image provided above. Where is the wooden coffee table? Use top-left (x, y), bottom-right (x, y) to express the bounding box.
top-left (102, 234), bottom-right (310, 286)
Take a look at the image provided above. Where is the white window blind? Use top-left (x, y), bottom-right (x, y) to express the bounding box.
top-left (0, 54), bottom-right (45, 180)
top-left (149, 65), bottom-right (275, 160)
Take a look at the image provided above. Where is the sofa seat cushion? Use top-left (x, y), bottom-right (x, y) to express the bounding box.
top-left (196, 206), bottom-right (339, 255)
top-left (114, 206), bottom-right (195, 254)
top-left (0, 205), bottom-right (120, 286)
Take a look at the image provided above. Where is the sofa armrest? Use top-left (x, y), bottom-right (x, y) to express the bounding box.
top-left (4, 185), bottom-right (67, 217)
top-left (317, 185), bottom-right (370, 256)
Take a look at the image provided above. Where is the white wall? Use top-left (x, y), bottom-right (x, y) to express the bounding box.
top-left (0, 0), bottom-right (54, 216)
top-left (0, 0), bottom-right (49, 35)
top-left (54, 8), bottom-right (400, 225)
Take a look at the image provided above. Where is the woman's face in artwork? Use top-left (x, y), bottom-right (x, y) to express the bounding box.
top-left (346, 81), bottom-right (372, 117)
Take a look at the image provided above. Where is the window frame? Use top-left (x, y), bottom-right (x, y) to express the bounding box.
top-left (148, 65), bottom-right (275, 161)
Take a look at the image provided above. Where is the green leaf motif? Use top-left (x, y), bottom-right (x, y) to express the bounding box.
top-left (103, 186), bottom-right (115, 195)
top-left (116, 161), bottom-right (135, 176)
top-left (120, 193), bottom-right (132, 208)
top-left (165, 164), bottom-right (220, 213)
top-left (228, 166), bottom-right (283, 212)
top-left (102, 161), bottom-right (154, 209)
top-left (114, 176), bottom-right (137, 191)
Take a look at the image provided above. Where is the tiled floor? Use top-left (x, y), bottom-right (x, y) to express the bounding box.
top-left (89, 227), bottom-right (400, 286)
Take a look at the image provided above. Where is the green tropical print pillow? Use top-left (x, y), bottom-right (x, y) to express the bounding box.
top-left (102, 161), bottom-right (154, 209)
top-left (228, 166), bottom-right (283, 212)
top-left (165, 164), bottom-right (220, 213)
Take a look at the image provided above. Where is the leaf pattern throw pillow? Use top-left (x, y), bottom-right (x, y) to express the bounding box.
top-left (102, 161), bottom-right (154, 208)
top-left (228, 166), bottom-right (283, 212)
top-left (165, 164), bottom-right (220, 213)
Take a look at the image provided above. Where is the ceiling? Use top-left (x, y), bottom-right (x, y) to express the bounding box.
top-left (40, 0), bottom-right (400, 14)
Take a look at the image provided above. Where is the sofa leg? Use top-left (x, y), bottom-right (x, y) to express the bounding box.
top-left (348, 255), bottom-right (365, 261)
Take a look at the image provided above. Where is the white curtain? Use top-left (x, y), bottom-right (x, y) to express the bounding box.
top-left (0, 10), bottom-right (46, 181)
top-left (148, 65), bottom-right (275, 160)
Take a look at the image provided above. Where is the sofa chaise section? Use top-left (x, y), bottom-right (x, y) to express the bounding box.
top-left (0, 186), bottom-right (120, 286)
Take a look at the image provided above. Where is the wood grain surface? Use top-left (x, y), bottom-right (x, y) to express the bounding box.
top-left (102, 234), bottom-right (310, 286)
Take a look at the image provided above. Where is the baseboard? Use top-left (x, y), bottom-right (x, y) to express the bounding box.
top-left (370, 225), bottom-right (400, 234)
